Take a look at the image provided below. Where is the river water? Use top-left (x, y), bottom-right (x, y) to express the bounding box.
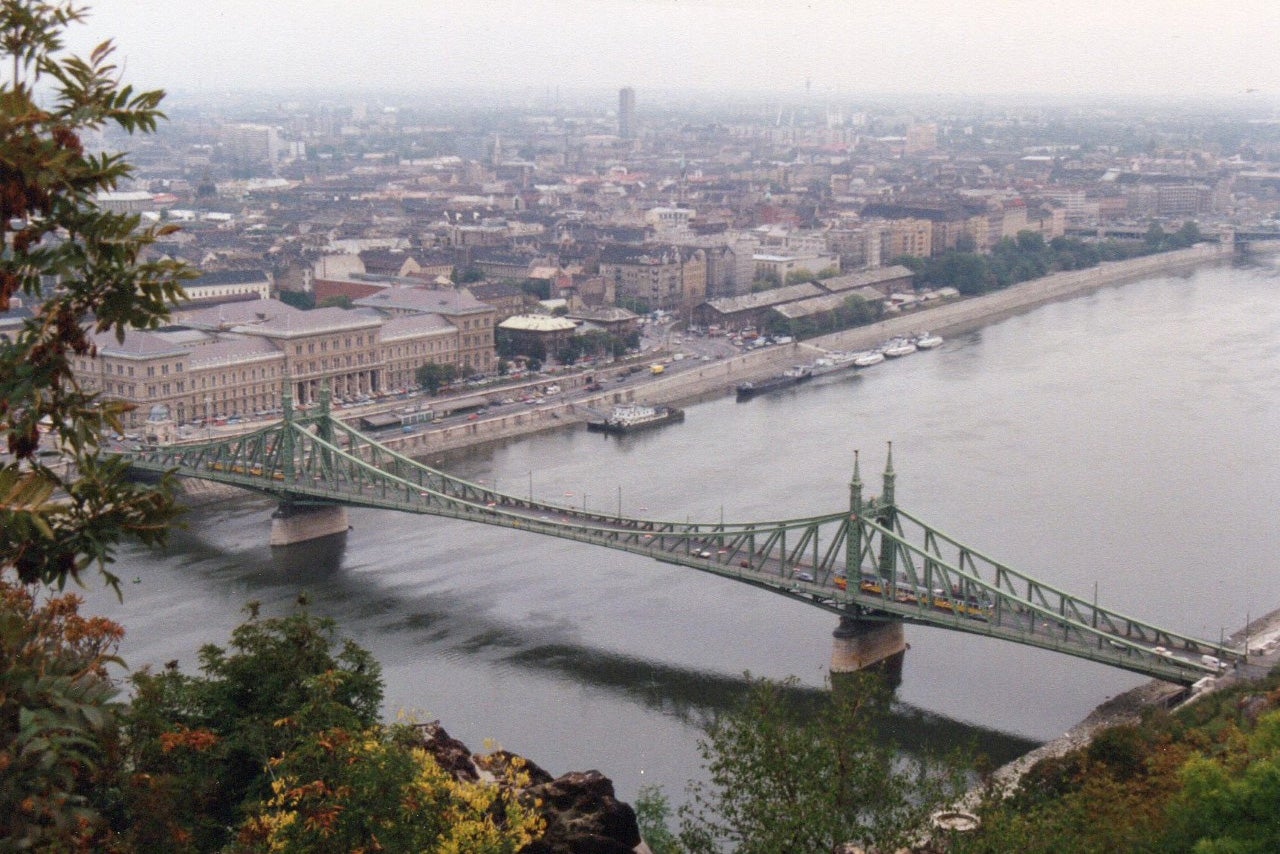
top-left (83, 257), bottom-right (1280, 805)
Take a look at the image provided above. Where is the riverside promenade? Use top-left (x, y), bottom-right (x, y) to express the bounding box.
top-left (387, 241), bottom-right (1234, 457)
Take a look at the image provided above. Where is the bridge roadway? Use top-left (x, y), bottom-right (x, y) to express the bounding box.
top-left (124, 394), bottom-right (1243, 686)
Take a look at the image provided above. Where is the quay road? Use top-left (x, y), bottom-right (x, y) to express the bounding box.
top-left (160, 316), bottom-right (776, 451)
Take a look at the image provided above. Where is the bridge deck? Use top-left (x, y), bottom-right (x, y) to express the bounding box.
top-left (123, 407), bottom-right (1242, 685)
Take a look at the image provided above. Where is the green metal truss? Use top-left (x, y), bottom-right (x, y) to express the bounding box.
top-left (122, 402), bottom-right (1242, 686)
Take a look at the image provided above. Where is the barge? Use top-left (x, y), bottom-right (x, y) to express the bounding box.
top-left (735, 364), bottom-right (813, 401)
top-left (586, 403), bottom-right (684, 434)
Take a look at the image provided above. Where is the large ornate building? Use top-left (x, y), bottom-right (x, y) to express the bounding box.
top-left (73, 293), bottom-right (496, 429)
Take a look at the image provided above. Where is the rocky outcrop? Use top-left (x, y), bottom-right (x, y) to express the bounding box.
top-left (521, 770), bottom-right (642, 854)
top-left (415, 721), bottom-right (643, 854)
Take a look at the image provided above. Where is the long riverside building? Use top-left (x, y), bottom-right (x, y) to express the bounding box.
top-left (74, 290), bottom-right (496, 429)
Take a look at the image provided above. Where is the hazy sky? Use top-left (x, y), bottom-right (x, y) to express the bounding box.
top-left (63, 1), bottom-right (1280, 101)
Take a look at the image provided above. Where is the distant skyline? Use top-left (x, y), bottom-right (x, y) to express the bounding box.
top-left (64, 1), bottom-right (1280, 105)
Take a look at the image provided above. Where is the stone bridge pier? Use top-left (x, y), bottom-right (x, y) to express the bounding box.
top-left (270, 501), bottom-right (349, 546)
top-left (830, 615), bottom-right (907, 675)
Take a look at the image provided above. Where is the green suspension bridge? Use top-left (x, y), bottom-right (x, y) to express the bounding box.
top-left (122, 387), bottom-right (1242, 685)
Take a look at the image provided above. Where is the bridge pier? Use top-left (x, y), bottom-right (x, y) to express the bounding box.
top-left (269, 502), bottom-right (349, 546)
top-left (830, 616), bottom-right (906, 674)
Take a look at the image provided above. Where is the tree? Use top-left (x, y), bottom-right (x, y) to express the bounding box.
top-left (1170, 220), bottom-right (1203, 249)
top-left (415, 361), bottom-right (458, 395)
top-left (277, 290), bottom-right (314, 310)
top-left (121, 601), bottom-right (384, 850)
top-left (233, 724), bottom-right (543, 854)
top-left (1159, 710), bottom-right (1280, 854)
top-left (0, 580), bottom-right (125, 849)
top-left (675, 674), bottom-right (966, 854)
top-left (0, 3), bottom-right (187, 844)
top-left (0, 0), bottom-right (188, 593)
top-left (634, 786), bottom-right (679, 854)
top-left (751, 269), bottom-right (781, 291)
top-left (316, 294), bottom-right (352, 309)
top-left (1145, 222), bottom-right (1168, 251)
top-left (451, 266), bottom-right (484, 284)
top-left (784, 267), bottom-right (814, 285)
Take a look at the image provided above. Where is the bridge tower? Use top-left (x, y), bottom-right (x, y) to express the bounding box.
top-left (269, 380), bottom-right (350, 546)
top-left (831, 444), bottom-right (906, 675)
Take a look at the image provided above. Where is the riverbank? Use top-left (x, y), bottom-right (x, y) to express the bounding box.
top-left (382, 241), bottom-right (1232, 457)
top-left (963, 601), bottom-right (1280, 809)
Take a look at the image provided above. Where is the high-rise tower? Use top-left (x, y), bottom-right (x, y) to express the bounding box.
top-left (618, 87), bottom-right (636, 140)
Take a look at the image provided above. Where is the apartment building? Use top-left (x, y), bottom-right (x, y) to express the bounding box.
top-left (599, 244), bottom-right (707, 314)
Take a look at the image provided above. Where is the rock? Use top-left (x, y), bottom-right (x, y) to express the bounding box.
top-left (522, 770), bottom-right (641, 854)
top-left (415, 720), bottom-right (480, 782)
top-left (411, 722), bottom-right (642, 854)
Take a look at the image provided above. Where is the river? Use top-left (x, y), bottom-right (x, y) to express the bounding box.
top-left (83, 256), bottom-right (1280, 805)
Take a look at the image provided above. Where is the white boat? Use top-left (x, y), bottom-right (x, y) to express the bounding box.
top-left (809, 352), bottom-right (858, 376)
top-left (881, 338), bottom-right (917, 358)
top-left (852, 350), bottom-right (885, 367)
top-left (587, 404), bottom-right (684, 434)
top-left (914, 332), bottom-right (943, 349)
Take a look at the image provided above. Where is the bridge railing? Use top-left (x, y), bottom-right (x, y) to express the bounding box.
top-left (123, 414), bottom-right (1239, 683)
top-left (849, 506), bottom-right (1238, 675)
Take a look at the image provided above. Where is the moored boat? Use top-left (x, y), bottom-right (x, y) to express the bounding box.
top-left (881, 338), bottom-right (917, 358)
top-left (809, 351), bottom-right (859, 376)
top-left (586, 404), bottom-right (684, 434)
top-left (852, 350), bottom-right (885, 367)
top-left (914, 331), bottom-right (943, 349)
top-left (735, 365), bottom-right (813, 400)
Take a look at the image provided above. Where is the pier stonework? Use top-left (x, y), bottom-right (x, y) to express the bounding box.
top-left (830, 616), bottom-right (907, 672)
top-left (269, 502), bottom-right (349, 546)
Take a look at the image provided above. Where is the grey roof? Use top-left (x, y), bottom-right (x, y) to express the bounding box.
top-left (188, 269), bottom-right (271, 287)
top-left (772, 287), bottom-right (886, 320)
top-left (150, 327), bottom-right (215, 347)
top-left (702, 282), bottom-right (825, 314)
top-left (184, 336), bottom-right (283, 369)
top-left (352, 286), bottom-right (492, 316)
top-left (566, 306), bottom-right (639, 323)
top-left (771, 294), bottom-right (850, 319)
top-left (819, 265), bottom-right (916, 293)
top-left (173, 297), bottom-right (297, 329)
top-left (380, 313), bottom-right (456, 341)
top-left (92, 328), bottom-right (188, 359)
top-left (176, 298), bottom-right (382, 338)
top-left (236, 306), bottom-right (382, 338)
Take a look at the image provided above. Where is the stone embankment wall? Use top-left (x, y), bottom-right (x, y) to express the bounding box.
top-left (810, 241), bottom-right (1230, 354)
top-left (385, 242), bottom-right (1232, 457)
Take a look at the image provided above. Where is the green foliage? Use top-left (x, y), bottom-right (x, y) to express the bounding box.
top-left (316, 294), bottom-right (352, 309)
top-left (1159, 710), bottom-right (1280, 854)
top-left (751, 269), bottom-right (781, 291)
top-left (556, 329), bottom-right (633, 365)
top-left (276, 290), bottom-right (314, 310)
top-left (784, 267), bottom-right (814, 285)
top-left (496, 329), bottom-right (546, 365)
top-left (520, 277), bottom-right (551, 300)
top-left (676, 673), bottom-right (966, 854)
top-left (634, 786), bottom-right (679, 854)
top-left (0, 580), bottom-right (124, 850)
top-left (415, 361), bottom-right (459, 395)
top-left (961, 674), bottom-right (1280, 854)
top-left (0, 0), bottom-right (188, 592)
top-left (231, 724), bottom-right (543, 854)
top-left (451, 266), bottom-right (484, 284)
top-left (120, 600), bottom-right (384, 850)
top-left (765, 292), bottom-right (881, 340)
